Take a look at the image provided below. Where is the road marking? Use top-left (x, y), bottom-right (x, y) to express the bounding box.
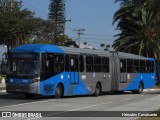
top-left (143, 89), bottom-right (160, 91)
top-left (26, 102), bottom-right (113, 120)
top-left (143, 89), bottom-right (148, 91)
top-left (150, 89), bottom-right (155, 91)
top-left (0, 99), bottom-right (57, 109)
top-left (26, 95), bottom-right (147, 120)
top-left (68, 102), bottom-right (112, 111)
top-left (124, 98), bottom-right (131, 101)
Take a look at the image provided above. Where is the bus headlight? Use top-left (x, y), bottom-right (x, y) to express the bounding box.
top-left (10, 79), bottom-right (13, 83)
top-left (31, 77), bottom-right (40, 84)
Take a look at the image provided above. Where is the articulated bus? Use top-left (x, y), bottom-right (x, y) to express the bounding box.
top-left (2, 44), bottom-right (157, 98)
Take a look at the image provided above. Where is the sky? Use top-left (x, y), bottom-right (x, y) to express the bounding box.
top-left (22, 0), bottom-right (120, 49)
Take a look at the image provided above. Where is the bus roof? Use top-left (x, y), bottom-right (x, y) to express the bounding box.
top-left (12, 44), bottom-right (154, 60)
top-left (12, 44), bottom-right (64, 53)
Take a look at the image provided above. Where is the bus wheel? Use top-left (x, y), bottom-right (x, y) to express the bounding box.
top-left (94, 83), bottom-right (101, 96)
top-left (24, 93), bottom-right (34, 99)
top-left (133, 82), bottom-right (143, 94)
top-left (55, 84), bottom-right (63, 98)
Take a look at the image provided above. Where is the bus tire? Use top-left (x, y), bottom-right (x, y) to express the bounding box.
top-left (55, 84), bottom-right (63, 98)
top-left (94, 83), bottom-right (101, 96)
top-left (133, 82), bottom-right (143, 94)
top-left (24, 93), bottom-right (34, 99)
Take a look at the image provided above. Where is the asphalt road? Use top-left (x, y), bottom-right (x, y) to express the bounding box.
top-left (0, 90), bottom-right (160, 120)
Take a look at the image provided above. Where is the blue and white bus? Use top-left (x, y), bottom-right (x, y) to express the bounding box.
top-left (3, 44), bottom-right (157, 98)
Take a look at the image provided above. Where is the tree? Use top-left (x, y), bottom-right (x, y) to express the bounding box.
top-left (48, 0), bottom-right (66, 43)
top-left (104, 45), bottom-right (110, 51)
top-left (113, 0), bottom-right (160, 59)
top-left (83, 42), bottom-right (87, 46)
top-left (0, 0), bottom-right (55, 51)
top-left (100, 43), bottom-right (105, 50)
top-left (100, 43), bottom-right (110, 51)
top-left (33, 19), bottom-right (55, 44)
top-left (55, 35), bottom-right (78, 48)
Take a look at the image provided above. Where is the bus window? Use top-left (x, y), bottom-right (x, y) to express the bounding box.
top-left (151, 61), bottom-right (154, 73)
top-left (120, 59), bottom-right (126, 72)
top-left (86, 56), bottom-right (94, 72)
top-left (54, 54), bottom-right (64, 73)
top-left (146, 60), bottom-right (152, 73)
top-left (127, 59), bottom-right (133, 73)
top-left (65, 55), bottom-right (69, 72)
top-left (74, 57), bottom-right (79, 72)
top-left (79, 56), bottom-right (84, 72)
top-left (140, 60), bottom-right (146, 73)
top-left (94, 57), bottom-right (101, 72)
top-left (133, 60), bottom-right (140, 73)
top-left (102, 57), bottom-right (109, 73)
top-left (41, 53), bottom-right (54, 80)
top-left (70, 56), bottom-right (78, 72)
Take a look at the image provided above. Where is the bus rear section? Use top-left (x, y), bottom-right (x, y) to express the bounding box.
top-left (116, 53), bottom-right (157, 93)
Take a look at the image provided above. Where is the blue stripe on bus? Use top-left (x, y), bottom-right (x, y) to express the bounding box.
top-left (123, 73), bottom-right (156, 91)
top-left (39, 72), bottom-right (90, 96)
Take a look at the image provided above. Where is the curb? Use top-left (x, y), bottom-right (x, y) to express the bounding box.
top-left (143, 89), bottom-right (160, 91)
top-left (0, 90), bottom-right (6, 93)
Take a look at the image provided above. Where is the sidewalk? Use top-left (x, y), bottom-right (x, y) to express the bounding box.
top-left (0, 83), bottom-right (5, 90)
top-left (151, 85), bottom-right (160, 89)
top-left (0, 77), bottom-right (6, 92)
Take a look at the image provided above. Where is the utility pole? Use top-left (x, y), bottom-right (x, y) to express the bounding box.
top-left (73, 28), bottom-right (85, 48)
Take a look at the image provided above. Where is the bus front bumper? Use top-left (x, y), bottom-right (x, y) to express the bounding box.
top-left (6, 84), bottom-right (38, 94)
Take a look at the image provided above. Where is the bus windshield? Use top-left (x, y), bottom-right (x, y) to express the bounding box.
top-left (8, 53), bottom-right (40, 78)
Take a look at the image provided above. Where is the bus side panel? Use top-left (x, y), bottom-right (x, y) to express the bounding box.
top-left (118, 73), bottom-right (137, 91)
top-left (79, 72), bottom-right (94, 94)
top-left (70, 72), bottom-right (90, 95)
top-left (81, 72), bottom-right (111, 93)
top-left (39, 72), bottom-right (90, 96)
top-left (122, 73), bottom-right (156, 91)
top-left (118, 58), bottom-right (156, 91)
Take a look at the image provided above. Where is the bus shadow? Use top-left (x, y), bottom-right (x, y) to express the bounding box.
top-left (62, 91), bottom-right (134, 99)
top-left (0, 93), bottom-right (53, 100)
top-left (0, 91), bottom-right (158, 100)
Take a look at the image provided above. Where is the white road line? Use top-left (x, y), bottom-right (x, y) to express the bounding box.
top-left (143, 89), bottom-right (148, 91)
top-left (124, 98), bottom-right (131, 101)
top-left (143, 89), bottom-right (160, 91)
top-left (0, 99), bottom-right (57, 109)
top-left (150, 89), bottom-right (156, 91)
top-left (26, 102), bottom-right (113, 120)
top-left (26, 95), bottom-right (147, 120)
top-left (68, 102), bottom-right (113, 111)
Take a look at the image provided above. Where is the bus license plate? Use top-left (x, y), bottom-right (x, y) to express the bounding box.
top-left (16, 89), bottom-right (22, 92)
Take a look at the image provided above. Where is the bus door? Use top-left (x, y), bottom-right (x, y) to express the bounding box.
top-left (111, 52), bottom-right (120, 91)
top-left (120, 59), bottom-right (127, 83)
top-left (70, 55), bottom-right (79, 84)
